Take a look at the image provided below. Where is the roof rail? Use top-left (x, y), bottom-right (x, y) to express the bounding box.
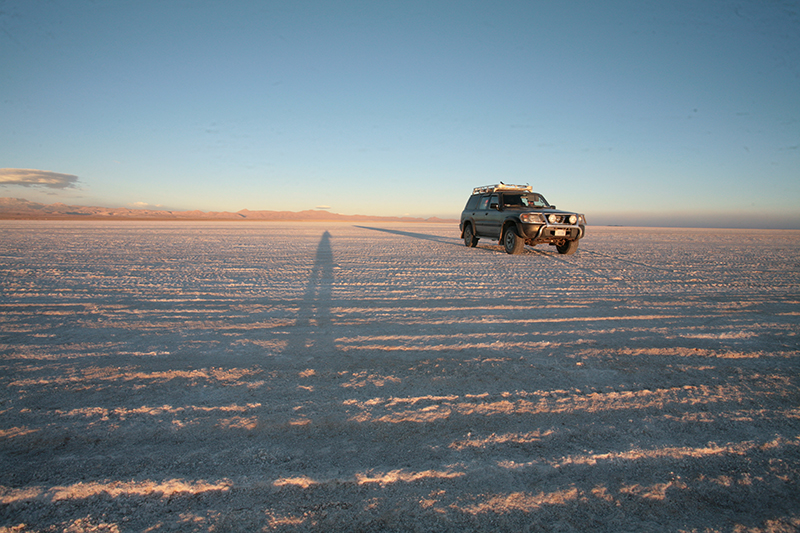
top-left (472, 183), bottom-right (533, 195)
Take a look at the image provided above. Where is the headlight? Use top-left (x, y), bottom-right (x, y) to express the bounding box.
top-left (578, 214), bottom-right (586, 225)
top-left (569, 215), bottom-right (577, 224)
top-left (548, 214), bottom-right (557, 224)
top-left (520, 213), bottom-right (545, 224)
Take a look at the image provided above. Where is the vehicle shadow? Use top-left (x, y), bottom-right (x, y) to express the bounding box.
top-left (354, 225), bottom-right (560, 255)
top-left (470, 243), bottom-right (561, 256)
top-left (354, 225), bottom-right (461, 246)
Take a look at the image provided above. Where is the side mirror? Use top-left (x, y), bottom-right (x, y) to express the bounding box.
top-left (490, 202), bottom-right (499, 210)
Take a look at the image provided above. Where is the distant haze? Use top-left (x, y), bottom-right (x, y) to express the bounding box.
top-left (0, 197), bottom-right (454, 223)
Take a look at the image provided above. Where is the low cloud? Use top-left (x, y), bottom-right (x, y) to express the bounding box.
top-left (315, 205), bottom-right (331, 210)
top-left (0, 168), bottom-right (80, 189)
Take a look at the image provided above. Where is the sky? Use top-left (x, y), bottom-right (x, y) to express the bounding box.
top-left (1, 0), bottom-right (799, 227)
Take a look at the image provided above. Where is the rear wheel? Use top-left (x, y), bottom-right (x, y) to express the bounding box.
top-left (463, 224), bottom-right (479, 247)
top-left (503, 227), bottom-right (525, 254)
top-left (556, 239), bottom-right (579, 255)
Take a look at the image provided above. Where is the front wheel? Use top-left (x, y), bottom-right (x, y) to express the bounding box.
top-left (556, 239), bottom-right (579, 255)
top-left (463, 224), bottom-right (479, 247)
top-left (503, 227), bottom-right (525, 254)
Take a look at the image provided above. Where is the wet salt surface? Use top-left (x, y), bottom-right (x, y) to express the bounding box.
top-left (1, 221), bottom-right (799, 532)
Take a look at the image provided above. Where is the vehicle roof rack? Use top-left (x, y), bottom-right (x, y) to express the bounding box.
top-left (472, 183), bottom-right (533, 195)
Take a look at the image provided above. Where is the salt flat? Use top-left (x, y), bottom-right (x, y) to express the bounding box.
top-left (1, 221), bottom-right (799, 532)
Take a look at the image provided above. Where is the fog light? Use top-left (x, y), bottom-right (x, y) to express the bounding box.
top-left (548, 214), bottom-right (557, 224)
top-left (569, 215), bottom-right (577, 224)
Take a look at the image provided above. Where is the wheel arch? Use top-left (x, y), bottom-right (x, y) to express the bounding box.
top-left (499, 219), bottom-right (523, 243)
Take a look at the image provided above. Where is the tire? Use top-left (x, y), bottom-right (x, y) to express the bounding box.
top-left (503, 226), bottom-right (525, 254)
top-left (463, 224), bottom-right (479, 247)
top-left (556, 239), bottom-right (579, 255)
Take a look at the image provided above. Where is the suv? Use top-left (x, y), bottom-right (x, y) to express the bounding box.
top-left (460, 184), bottom-right (586, 255)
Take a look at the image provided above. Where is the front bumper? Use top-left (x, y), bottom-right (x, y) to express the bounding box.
top-left (522, 223), bottom-right (585, 242)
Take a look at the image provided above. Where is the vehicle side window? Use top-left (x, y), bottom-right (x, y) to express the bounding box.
top-left (489, 194), bottom-right (499, 207)
top-left (466, 195), bottom-right (481, 210)
top-left (477, 195), bottom-right (490, 210)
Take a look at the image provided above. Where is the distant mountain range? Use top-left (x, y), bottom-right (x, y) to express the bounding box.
top-left (0, 198), bottom-right (454, 223)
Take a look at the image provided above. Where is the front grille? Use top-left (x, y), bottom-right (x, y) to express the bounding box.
top-left (547, 214), bottom-right (574, 225)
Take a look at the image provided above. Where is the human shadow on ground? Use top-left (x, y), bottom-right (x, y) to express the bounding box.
top-left (284, 231), bottom-right (336, 360)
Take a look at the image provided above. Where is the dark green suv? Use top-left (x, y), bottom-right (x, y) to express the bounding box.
top-left (459, 184), bottom-right (586, 255)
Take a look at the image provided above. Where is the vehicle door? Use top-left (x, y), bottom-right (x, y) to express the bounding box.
top-left (473, 194), bottom-right (492, 236)
top-left (462, 194), bottom-right (481, 231)
top-left (477, 194), bottom-right (502, 238)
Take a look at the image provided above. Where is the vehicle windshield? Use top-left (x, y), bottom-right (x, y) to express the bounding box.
top-left (502, 193), bottom-right (549, 209)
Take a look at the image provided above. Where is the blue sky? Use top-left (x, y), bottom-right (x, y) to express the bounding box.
top-left (2, 0), bottom-right (798, 227)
